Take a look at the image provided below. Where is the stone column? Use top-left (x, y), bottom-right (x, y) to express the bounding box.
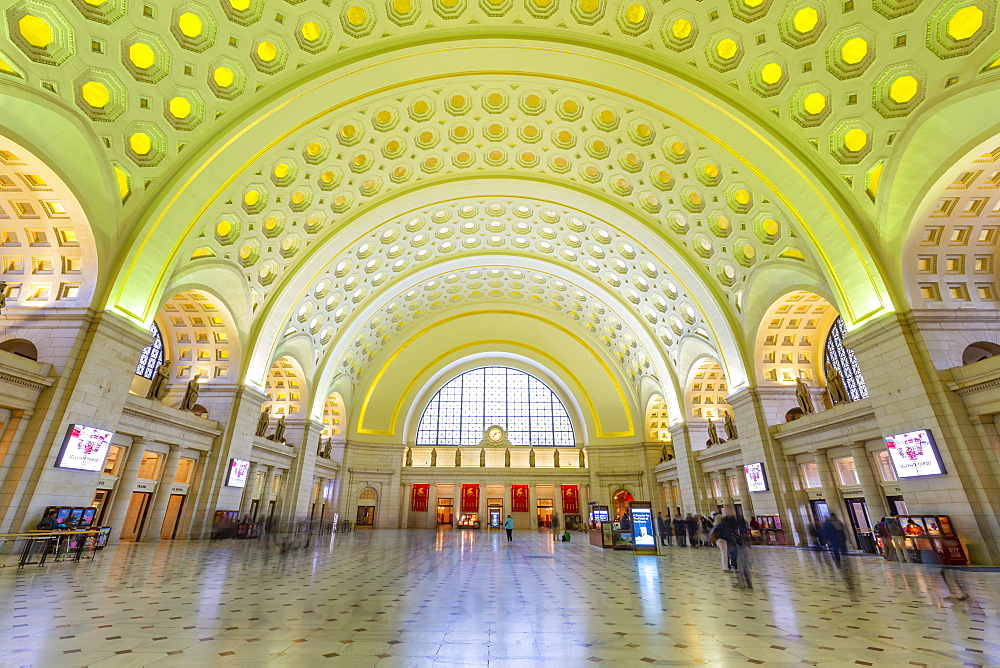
top-left (143, 445), bottom-right (183, 541)
top-left (478, 483), bottom-right (487, 530)
top-left (667, 423), bottom-right (705, 513)
top-left (813, 451), bottom-right (844, 527)
top-left (427, 482), bottom-right (438, 530)
top-left (238, 460), bottom-right (260, 520)
top-left (780, 455), bottom-right (811, 545)
top-left (851, 443), bottom-right (889, 522)
top-left (528, 484), bottom-right (538, 530)
top-left (259, 465), bottom-right (275, 527)
top-left (173, 453), bottom-right (209, 540)
top-left (104, 438), bottom-right (148, 542)
top-left (398, 480), bottom-right (408, 529)
top-left (720, 469), bottom-right (736, 509)
top-left (734, 464), bottom-right (755, 520)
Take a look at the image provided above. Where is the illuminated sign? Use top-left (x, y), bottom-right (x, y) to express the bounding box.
top-left (226, 458), bottom-right (251, 488)
top-left (885, 429), bottom-right (946, 478)
top-left (55, 424), bottom-right (114, 472)
top-left (744, 462), bottom-right (769, 492)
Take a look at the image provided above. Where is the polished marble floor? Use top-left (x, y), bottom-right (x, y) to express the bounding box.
top-left (2, 529), bottom-right (999, 666)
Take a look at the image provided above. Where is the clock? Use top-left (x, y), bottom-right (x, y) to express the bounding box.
top-left (486, 426), bottom-right (505, 443)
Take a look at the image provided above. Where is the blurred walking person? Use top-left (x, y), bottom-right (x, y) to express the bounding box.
top-left (656, 512), bottom-right (671, 546)
top-left (673, 513), bottom-right (687, 547)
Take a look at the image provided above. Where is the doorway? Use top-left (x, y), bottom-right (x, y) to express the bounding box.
top-left (809, 499), bottom-right (829, 521)
top-left (612, 489), bottom-right (634, 521)
top-left (886, 495), bottom-right (907, 515)
top-left (91, 490), bottom-right (111, 525)
top-left (356, 487), bottom-right (377, 527)
top-left (160, 494), bottom-right (185, 539)
top-left (437, 498), bottom-right (454, 525)
top-left (844, 498), bottom-right (877, 554)
top-left (119, 492), bottom-right (152, 541)
top-left (537, 499), bottom-right (553, 528)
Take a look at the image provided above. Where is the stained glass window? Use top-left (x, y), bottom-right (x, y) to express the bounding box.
top-left (135, 321), bottom-right (165, 379)
top-left (823, 316), bottom-right (869, 401)
top-left (415, 366), bottom-right (575, 446)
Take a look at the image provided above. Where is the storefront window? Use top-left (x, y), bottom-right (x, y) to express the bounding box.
top-left (174, 458), bottom-right (195, 483)
top-left (875, 450), bottom-right (897, 482)
top-left (800, 462), bottom-right (821, 488)
top-left (136, 452), bottom-right (163, 480)
top-left (102, 445), bottom-right (123, 476)
top-left (834, 457), bottom-right (859, 486)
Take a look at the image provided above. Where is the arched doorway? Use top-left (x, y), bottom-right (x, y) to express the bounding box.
top-left (612, 489), bottom-right (634, 521)
top-left (356, 487), bottom-right (377, 528)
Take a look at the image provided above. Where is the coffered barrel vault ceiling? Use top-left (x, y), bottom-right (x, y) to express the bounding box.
top-left (1, 0), bottom-right (999, 438)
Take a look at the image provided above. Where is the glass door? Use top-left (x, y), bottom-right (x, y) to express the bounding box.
top-left (844, 498), bottom-right (876, 553)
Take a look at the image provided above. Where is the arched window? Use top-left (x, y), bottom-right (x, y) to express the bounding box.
top-left (135, 322), bottom-right (165, 379)
top-left (415, 366), bottom-right (575, 446)
top-left (823, 316), bottom-right (869, 401)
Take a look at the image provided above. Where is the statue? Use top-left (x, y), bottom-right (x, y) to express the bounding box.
top-left (455, 448), bottom-right (462, 467)
top-left (255, 406), bottom-right (270, 437)
top-left (707, 418), bottom-right (722, 446)
top-left (317, 437), bottom-right (325, 456)
top-left (405, 447), bottom-right (412, 467)
top-left (0, 281), bottom-right (7, 311)
top-left (825, 362), bottom-right (849, 405)
top-left (145, 360), bottom-right (170, 401)
top-left (579, 448), bottom-right (586, 468)
top-left (659, 445), bottom-right (668, 464)
top-left (553, 449), bottom-right (560, 468)
top-left (723, 410), bottom-right (738, 441)
top-left (505, 448), bottom-right (511, 467)
top-left (269, 415), bottom-right (286, 442)
top-left (795, 376), bottom-right (815, 414)
top-left (430, 447), bottom-right (437, 467)
top-left (529, 448), bottom-right (536, 467)
top-left (179, 373), bottom-right (201, 411)
top-left (322, 440), bottom-right (332, 459)
top-left (480, 448), bottom-right (486, 467)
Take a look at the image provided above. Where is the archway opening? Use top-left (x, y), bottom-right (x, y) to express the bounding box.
top-left (612, 489), bottom-right (634, 522)
top-left (0, 338), bottom-right (38, 361)
top-left (356, 487), bottom-right (377, 528)
top-left (963, 341), bottom-right (1000, 365)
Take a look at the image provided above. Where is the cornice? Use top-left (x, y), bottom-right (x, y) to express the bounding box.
top-left (770, 399), bottom-right (876, 442)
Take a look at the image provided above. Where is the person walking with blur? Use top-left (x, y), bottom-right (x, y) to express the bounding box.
top-left (710, 513), bottom-right (729, 571)
top-left (673, 513), bottom-right (687, 547)
top-left (685, 514), bottom-right (699, 548)
top-left (656, 512), bottom-right (670, 546)
top-left (504, 515), bottom-right (514, 542)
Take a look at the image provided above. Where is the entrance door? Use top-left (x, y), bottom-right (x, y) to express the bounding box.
top-left (537, 500), bottom-right (553, 528)
top-left (489, 507), bottom-right (502, 529)
top-left (92, 490), bottom-right (111, 525)
top-left (886, 495), bottom-right (907, 515)
top-left (249, 499), bottom-right (259, 522)
top-left (159, 494), bottom-right (185, 539)
top-left (356, 505), bottom-right (375, 527)
top-left (809, 500), bottom-right (829, 521)
top-left (119, 492), bottom-right (152, 541)
top-left (437, 498), bottom-right (453, 525)
top-left (844, 498), bottom-right (877, 553)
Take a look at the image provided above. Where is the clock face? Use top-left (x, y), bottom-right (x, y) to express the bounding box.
top-left (487, 426), bottom-right (504, 442)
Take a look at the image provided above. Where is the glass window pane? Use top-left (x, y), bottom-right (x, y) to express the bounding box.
top-left (413, 366), bottom-right (575, 447)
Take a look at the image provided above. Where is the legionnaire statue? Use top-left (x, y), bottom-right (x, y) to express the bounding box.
top-left (707, 418), bottom-right (723, 446)
top-left (430, 447), bottom-right (437, 467)
top-left (179, 373), bottom-right (201, 411)
top-left (455, 447), bottom-right (462, 467)
top-left (529, 448), bottom-right (536, 467)
top-left (578, 448), bottom-right (586, 468)
top-left (269, 415), bottom-right (286, 442)
top-left (0, 281), bottom-right (7, 311)
top-left (553, 449), bottom-right (560, 468)
top-left (825, 362), bottom-right (849, 405)
top-left (405, 446), bottom-right (412, 467)
top-left (480, 448), bottom-right (486, 467)
top-left (724, 410), bottom-right (738, 441)
top-left (505, 448), bottom-right (511, 467)
top-left (795, 376), bottom-right (815, 414)
top-left (146, 360), bottom-right (171, 401)
top-left (322, 440), bottom-right (333, 459)
top-left (255, 406), bottom-right (270, 437)
top-left (659, 444), bottom-right (668, 463)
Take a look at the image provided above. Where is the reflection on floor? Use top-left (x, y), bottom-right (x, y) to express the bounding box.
top-left (2, 529), bottom-right (999, 666)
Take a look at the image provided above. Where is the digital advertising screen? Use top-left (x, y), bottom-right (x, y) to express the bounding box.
top-left (629, 503), bottom-right (656, 548)
top-left (226, 458), bottom-right (251, 488)
top-left (884, 429), bottom-right (946, 478)
top-left (55, 424), bottom-right (114, 472)
top-left (593, 507), bottom-right (610, 522)
top-left (744, 462), bottom-right (769, 492)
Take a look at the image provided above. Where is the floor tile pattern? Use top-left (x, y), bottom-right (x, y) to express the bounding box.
top-left (1, 530), bottom-right (999, 666)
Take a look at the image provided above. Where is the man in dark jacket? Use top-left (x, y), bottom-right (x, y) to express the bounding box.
top-left (673, 513), bottom-right (687, 547)
top-left (685, 514), bottom-right (699, 547)
top-left (656, 512), bottom-right (671, 546)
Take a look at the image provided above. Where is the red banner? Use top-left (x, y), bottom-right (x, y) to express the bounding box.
top-left (411, 484), bottom-right (429, 512)
top-left (511, 484), bottom-right (529, 512)
top-left (461, 484), bottom-right (479, 513)
top-left (561, 485), bottom-right (580, 514)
